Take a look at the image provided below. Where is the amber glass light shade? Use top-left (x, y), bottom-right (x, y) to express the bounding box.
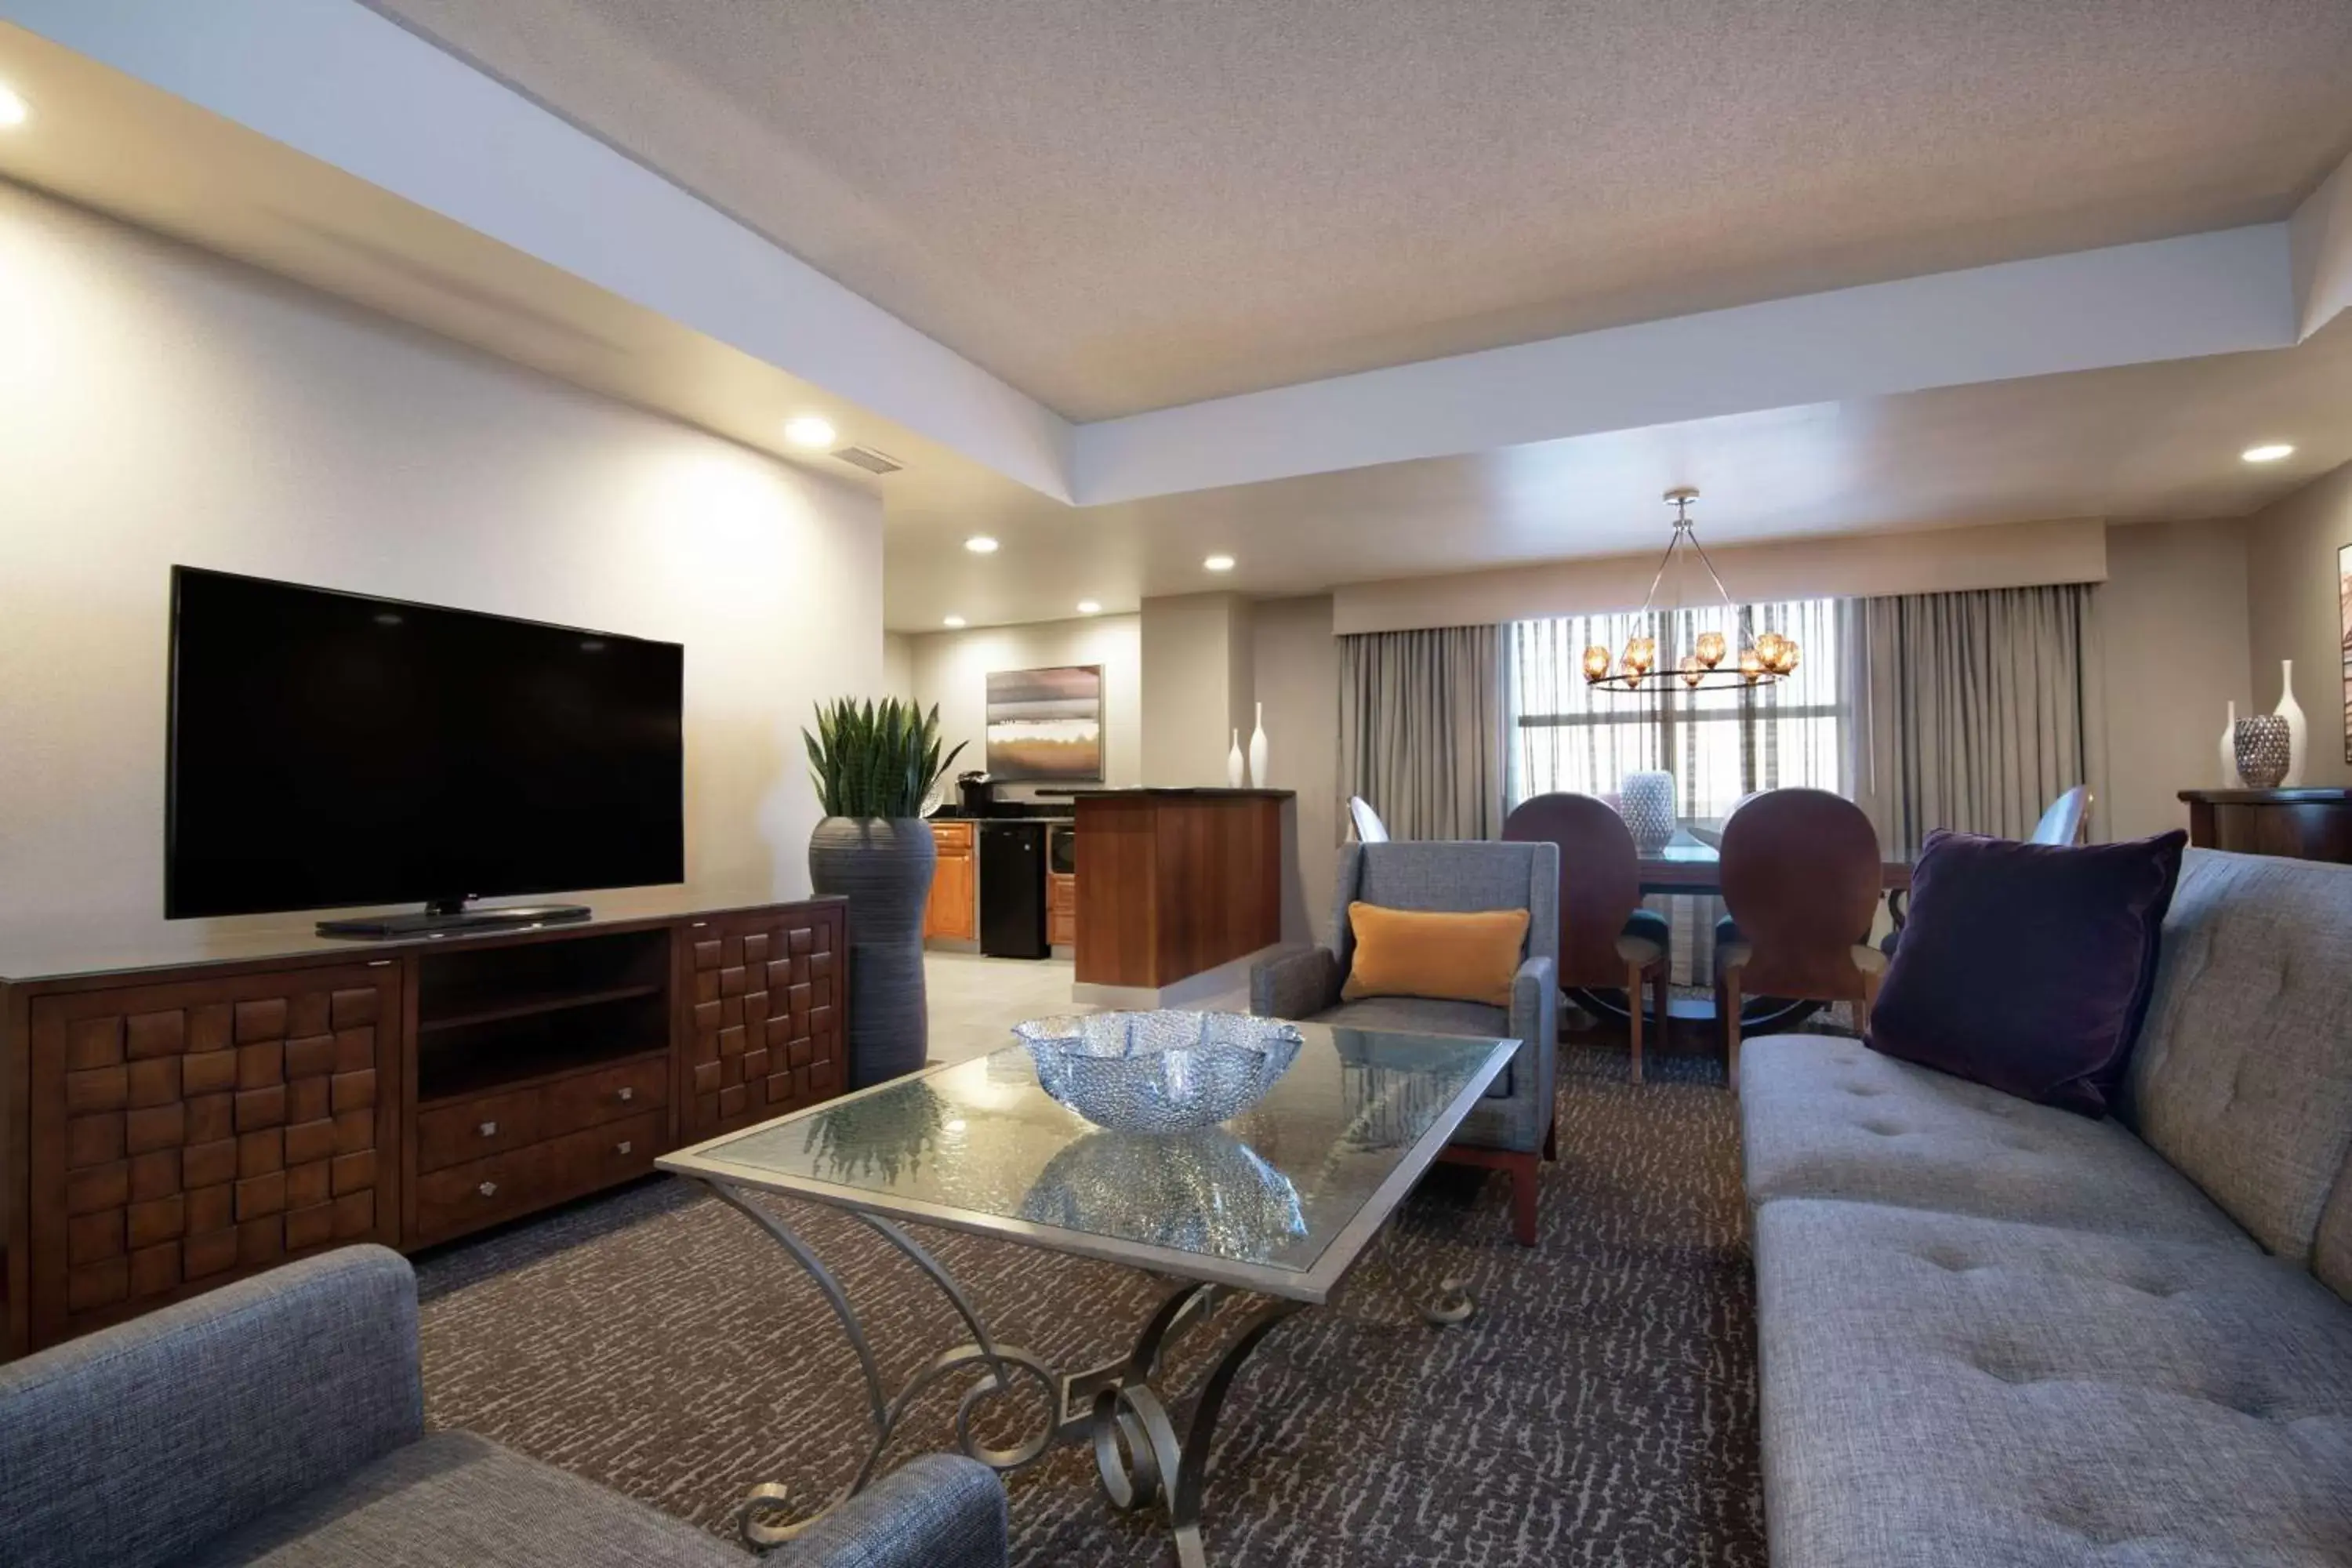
top-left (1679, 653), bottom-right (1705, 688)
top-left (1581, 644), bottom-right (1611, 683)
top-left (1739, 647), bottom-right (1765, 682)
top-left (1623, 634), bottom-right (1657, 673)
top-left (1773, 639), bottom-right (1801, 673)
top-left (1694, 630), bottom-right (1726, 668)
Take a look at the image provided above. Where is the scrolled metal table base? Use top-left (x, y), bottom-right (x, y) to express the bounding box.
top-left (701, 1180), bottom-right (1472, 1565)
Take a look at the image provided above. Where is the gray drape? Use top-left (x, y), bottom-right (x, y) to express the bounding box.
top-left (1338, 624), bottom-right (1506, 840)
top-left (1849, 583), bottom-right (2106, 855)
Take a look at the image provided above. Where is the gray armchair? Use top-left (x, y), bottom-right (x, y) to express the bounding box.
top-left (0, 1245), bottom-right (1008, 1568)
top-left (1250, 840), bottom-right (1559, 1244)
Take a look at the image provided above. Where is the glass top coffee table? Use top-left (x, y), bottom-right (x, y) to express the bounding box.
top-left (659, 1020), bottom-right (1515, 1568)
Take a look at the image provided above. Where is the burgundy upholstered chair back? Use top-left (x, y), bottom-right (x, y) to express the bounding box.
top-left (1503, 792), bottom-right (1642, 989)
top-left (1719, 788), bottom-right (1882, 1000)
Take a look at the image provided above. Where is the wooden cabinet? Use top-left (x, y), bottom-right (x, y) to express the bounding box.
top-left (680, 903), bottom-right (847, 1141)
top-left (2179, 788), bottom-right (2352, 863)
top-left (24, 962), bottom-right (401, 1348)
top-left (1047, 872), bottom-right (1078, 949)
top-left (924, 819), bottom-right (978, 941)
top-left (2, 895), bottom-right (847, 1358)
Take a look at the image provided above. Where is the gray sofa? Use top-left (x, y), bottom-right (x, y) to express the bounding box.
top-left (1739, 848), bottom-right (2352, 1565)
top-left (0, 1244), bottom-right (1007, 1568)
top-left (1252, 839), bottom-right (1559, 1242)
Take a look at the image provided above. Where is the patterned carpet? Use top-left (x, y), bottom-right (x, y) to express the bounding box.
top-left (414, 1045), bottom-right (1764, 1567)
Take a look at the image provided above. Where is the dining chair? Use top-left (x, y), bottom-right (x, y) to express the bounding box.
top-left (1347, 796), bottom-right (1392, 844)
top-left (2030, 786), bottom-right (2092, 845)
top-left (1501, 792), bottom-right (1670, 1083)
top-left (1714, 788), bottom-right (1887, 1090)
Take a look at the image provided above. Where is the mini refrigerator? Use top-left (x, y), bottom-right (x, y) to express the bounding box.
top-left (978, 820), bottom-right (1050, 959)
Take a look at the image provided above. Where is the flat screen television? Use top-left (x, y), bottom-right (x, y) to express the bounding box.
top-left (167, 567), bottom-right (684, 928)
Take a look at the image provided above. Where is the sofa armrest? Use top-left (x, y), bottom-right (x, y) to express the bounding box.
top-left (1511, 954), bottom-right (1559, 1129)
top-left (0, 1244), bottom-right (424, 1568)
top-left (1250, 946), bottom-right (1340, 1019)
top-left (781, 1454), bottom-right (1008, 1568)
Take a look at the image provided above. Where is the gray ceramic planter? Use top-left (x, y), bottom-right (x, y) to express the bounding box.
top-left (808, 816), bottom-right (936, 1087)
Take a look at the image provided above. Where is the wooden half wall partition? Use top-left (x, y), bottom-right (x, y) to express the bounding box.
top-left (1072, 789), bottom-right (1289, 989)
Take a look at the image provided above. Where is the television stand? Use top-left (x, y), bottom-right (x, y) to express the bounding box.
top-left (316, 902), bottom-right (593, 939)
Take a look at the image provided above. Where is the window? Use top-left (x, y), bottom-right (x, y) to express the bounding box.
top-left (1507, 598), bottom-right (1846, 822)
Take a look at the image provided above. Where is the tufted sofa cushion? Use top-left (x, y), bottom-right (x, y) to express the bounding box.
top-left (1755, 1199), bottom-right (2352, 1568)
top-left (2122, 851), bottom-right (2352, 1269)
top-left (1740, 1034), bottom-right (2250, 1247)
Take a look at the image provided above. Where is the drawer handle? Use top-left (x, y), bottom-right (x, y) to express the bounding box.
top-left (616, 1087), bottom-right (633, 1102)
top-left (478, 1120), bottom-right (498, 1138)
top-left (615, 1140), bottom-right (633, 1155)
top-left (477, 1181), bottom-right (498, 1198)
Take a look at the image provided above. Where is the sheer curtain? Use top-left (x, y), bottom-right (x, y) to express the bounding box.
top-left (1337, 624), bottom-right (1508, 841)
top-left (1508, 597), bottom-right (1849, 818)
top-left (1508, 598), bottom-right (1847, 982)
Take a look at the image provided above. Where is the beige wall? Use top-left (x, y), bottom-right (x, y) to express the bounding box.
top-left (882, 633), bottom-right (916, 703)
top-left (905, 614), bottom-right (1142, 803)
top-left (1251, 597), bottom-right (1341, 945)
top-left (2244, 459), bottom-right (2352, 789)
top-left (2096, 520), bottom-right (2253, 840)
top-left (0, 182), bottom-right (884, 937)
top-left (1139, 592), bottom-right (1255, 786)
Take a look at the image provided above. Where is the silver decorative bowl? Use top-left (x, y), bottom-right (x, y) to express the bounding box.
top-left (1012, 1011), bottom-right (1304, 1134)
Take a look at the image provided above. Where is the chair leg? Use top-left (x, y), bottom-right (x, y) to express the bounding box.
top-left (1651, 964), bottom-right (1671, 1068)
top-left (1542, 1116), bottom-right (1558, 1162)
top-left (1624, 960), bottom-right (1645, 1085)
top-left (1509, 1152), bottom-right (1539, 1246)
top-left (1722, 971), bottom-right (1745, 1094)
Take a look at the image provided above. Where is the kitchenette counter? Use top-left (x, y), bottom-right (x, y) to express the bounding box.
top-left (1070, 789), bottom-right (1290, 998)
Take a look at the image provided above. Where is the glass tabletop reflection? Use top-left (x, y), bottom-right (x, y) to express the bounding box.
top-left (661, 1023), bottom-right (1514, 1301)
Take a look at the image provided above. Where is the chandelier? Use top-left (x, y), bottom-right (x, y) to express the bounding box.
top-left (1583, 487), bottom-right (1798, 692)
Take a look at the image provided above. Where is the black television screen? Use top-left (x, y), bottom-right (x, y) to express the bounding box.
top-left (167, 568), bottom-right (684, 919)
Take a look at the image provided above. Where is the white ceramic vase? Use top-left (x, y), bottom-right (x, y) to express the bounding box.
top-left (2217, 701), bottom-right (2240, 788)
top-left (1225, 729), bottom-right (1245, 788)
top-left (1247, 702), bottom-right (1269, 787)
top-left (2274, 659), bottom-right (2307, 786)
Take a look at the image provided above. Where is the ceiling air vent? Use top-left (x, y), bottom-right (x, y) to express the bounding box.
top-left (830, 445), bottom-right (904, 475)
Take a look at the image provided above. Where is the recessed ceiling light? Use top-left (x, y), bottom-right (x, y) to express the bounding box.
top-left (2241, 442), bottom-right (2296, 463)
top-left (942, 615), bottom-right (967, 629)
top-left (1203, 554), bottom-right (1236, 572)
top-left (964, 535), bottom-right (999, 554)
top-left (1076, 600), bottom-right (1102, 615)
top-left (782, 416), bottom-right (836, 449)
top-left (0, 85), bottom-right (27, 129)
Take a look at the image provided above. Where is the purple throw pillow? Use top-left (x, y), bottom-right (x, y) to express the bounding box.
top-left (1867, 829), bottom-right (2186, 1116)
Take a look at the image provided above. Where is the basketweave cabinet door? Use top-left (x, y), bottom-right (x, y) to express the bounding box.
top-left (27, 961), bottom-right (401, 1348)
top-left (681, 906), bottom-right (846, 1139)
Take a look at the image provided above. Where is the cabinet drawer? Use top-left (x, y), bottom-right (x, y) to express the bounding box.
top-left (415, 1087), bottom-right (544, 1174)
top-left (413, 1109), bottom-right (663, 1243)
top-left (544, 1054), bottom-right (667, 1138)
top-left (930, 820), bottom-right (975, 852)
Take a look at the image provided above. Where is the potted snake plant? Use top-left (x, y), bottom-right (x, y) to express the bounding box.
top-left (804, 699), bottom-right (965, 1087)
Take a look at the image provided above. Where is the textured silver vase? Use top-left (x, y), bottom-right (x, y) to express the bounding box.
top-left (1620, 769), bottom-right (1677, 851)
top-left (2232, 715), bottom-right (2292, 790)
top-left (808, 817), bottom-right (935, 1088)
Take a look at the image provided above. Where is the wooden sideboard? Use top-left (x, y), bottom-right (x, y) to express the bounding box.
top-left (2177, 788), bottom-right (2352, 864)
top-left (0, 894), bottom-right (845, 1359)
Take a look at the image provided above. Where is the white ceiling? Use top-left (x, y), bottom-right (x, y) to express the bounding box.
top-left (884, 317), bottom-right (2352, 627)
top-left (365, 0), bottom-right (2352, 419)
top-left (5, 3), bottom-right (2352, 636)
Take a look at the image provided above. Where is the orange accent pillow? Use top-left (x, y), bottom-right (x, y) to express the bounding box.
top-left (1341, 902), bottom-right (1530, 1009)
